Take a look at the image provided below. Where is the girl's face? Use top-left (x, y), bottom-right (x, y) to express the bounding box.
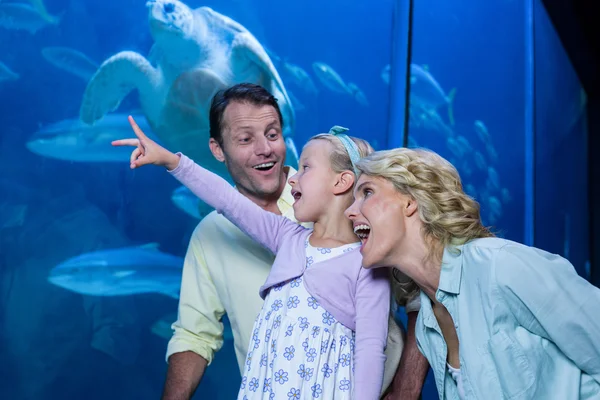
top-left (287, 140), bottom-right (339, 222)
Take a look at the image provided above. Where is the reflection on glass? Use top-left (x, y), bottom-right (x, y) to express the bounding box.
top-left (0, 0), bottom-right (395, 398)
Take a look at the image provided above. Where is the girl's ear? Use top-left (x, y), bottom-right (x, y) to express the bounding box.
top-left (333, 171), bottom-right (355, 195)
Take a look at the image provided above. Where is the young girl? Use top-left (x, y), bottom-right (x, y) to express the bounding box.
top-left (114, 116), bottom-right (391, 400)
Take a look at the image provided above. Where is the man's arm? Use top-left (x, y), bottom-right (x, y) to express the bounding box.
top-left (162, 352), bottom-right (208, 400)
top-left (385, 311), bottom-right (429, 399)
top-left (161, 224), bottom-right (226, 400)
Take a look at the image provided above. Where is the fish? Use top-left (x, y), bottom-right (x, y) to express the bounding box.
top-left (22, 0), bottom-right (61, 24)
top-left (41, 46), bottom-right (99, 81)
top-left (282, 61), bottom-right (318, 94)
top-left (486, 167), bottom-right (500, 191)
top-left (0, 3), bottom-right (57, 34)
top-left (474, 151), bottom-right (486, 171)
top-left (151, 312), bottom-right (234, 342)
top-left (0, 61), bottom-right (18, 82)
top-left (47, 243), bottom-right (184, 298)
top-left (347, 82), bottom-right (369, 107)
top-left (26, 113), bottom-right (158, 162)
top-left (409, 64), bottom-right (456, 125)
top-left (474, 120), bottom-right (491, 144)
top-left (311, 62), bottom-right (350, 94)
top-left (171, 186), bottom-right (214, 220)
top-left (381, 64), bottom-right (390, 84)
top-left (584, 260), bottom-right (591, 280)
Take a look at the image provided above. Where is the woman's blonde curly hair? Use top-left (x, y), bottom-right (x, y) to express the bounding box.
top-left (355, 146), bottom-right (494, 305)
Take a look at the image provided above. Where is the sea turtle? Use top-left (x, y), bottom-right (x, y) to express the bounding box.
top-left (79, 0), bottom-right (298, 179)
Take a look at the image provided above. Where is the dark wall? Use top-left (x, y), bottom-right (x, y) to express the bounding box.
top-left (541, 0), bottom-right (599, 286)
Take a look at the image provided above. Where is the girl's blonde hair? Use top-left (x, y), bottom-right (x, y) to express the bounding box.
top-left (308, 133), bottom-right (374, 176)
top-left (356, 147), bottom-right (495, 304)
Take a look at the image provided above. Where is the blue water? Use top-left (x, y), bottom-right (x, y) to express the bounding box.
top-left (0, 0), bottom-right (590, 399)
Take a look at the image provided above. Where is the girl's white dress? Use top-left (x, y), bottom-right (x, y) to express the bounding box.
top-left (237, 237), bottom-right (361, 399)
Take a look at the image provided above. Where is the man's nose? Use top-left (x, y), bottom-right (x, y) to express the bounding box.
top-left (255, 137), bottom-right (274, 157)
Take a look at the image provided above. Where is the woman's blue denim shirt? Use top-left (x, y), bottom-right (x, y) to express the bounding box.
top-left (415, 237), bottom-right (600, 399)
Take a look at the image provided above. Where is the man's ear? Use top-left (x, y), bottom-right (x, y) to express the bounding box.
top-left (209, 138), bottom-right (225, 163)
top-left (333, 171), bottom-right (355, 195)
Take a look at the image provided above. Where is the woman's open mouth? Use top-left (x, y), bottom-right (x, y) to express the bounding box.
top-left (353, 224), bottom-right (371, 245)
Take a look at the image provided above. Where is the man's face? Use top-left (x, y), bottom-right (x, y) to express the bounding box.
top-left (210, 101), bottom-right (288, 200)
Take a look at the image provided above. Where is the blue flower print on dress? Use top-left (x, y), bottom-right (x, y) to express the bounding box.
top-left (297, 364), bottom-right (314, 381)
top-left (306, 348), bottom-right (317, 362)
top-left (311, 326), bottom-right (320, 338)
top-left (312, 383), bottom-right (323, 398)
top-left (249, 377), bottom-right (259, 392)
top-left (307, 296), bottom-right (319, 309)
top-left (288, 388), bottom-right (301, 399)
top-left (284, 345), bottom-right (295, 361)
top-left (321, 364), bottom-right (332, 378)
top-left (285, 324), bottom-right (293, 337)
top-left (340, 353), bottom-right (351, 367)
top-left (274, 369), bottom-right (289, 385)
top-left (322, 311), bottom-right (335, 326)
top-left (298, 317), bottom-right (309, 332)
top-left (302, 337), bottom-right (309, 351)
top-left (306, 256), bottom-right (314, 267)
top-left (290, 277), bottom-right (302, 288)
top-left (339, 378), bottom-right (351, 391)
top-left (271, 299), bottom-right (283, 312)
top-left (317, 247), bottom-right (332, 255)
top-left (262, 378), bottom-right (272, 393)
top-left (287, 296), bottom-right (300, 309)
top-left (297, 364), bottom-right (307, 380)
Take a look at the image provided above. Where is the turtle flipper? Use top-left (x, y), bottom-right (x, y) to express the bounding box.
top-left (79, 51), bottom-right (158, 125)
top-left (163, 67), bottom-right (228, 130)
top-left (230, 32), bottom-right (296, 136)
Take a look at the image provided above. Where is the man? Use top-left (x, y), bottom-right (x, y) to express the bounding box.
top-left (162, 83), bottom-right (429, 399)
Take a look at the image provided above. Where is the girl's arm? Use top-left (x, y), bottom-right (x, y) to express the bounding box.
top-left (354, 266), bottom-right (392, 399)
top-left (169, 153), bottom-right (304, 254)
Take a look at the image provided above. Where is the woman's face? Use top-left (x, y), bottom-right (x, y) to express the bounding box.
top-left (345, 174), bottom-right (414, 268)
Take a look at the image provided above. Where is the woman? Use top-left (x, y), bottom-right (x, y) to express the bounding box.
top-left (345, 147), bottom-right (600, 399)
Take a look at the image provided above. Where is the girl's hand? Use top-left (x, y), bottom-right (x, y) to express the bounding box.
top-left (112, 115), bottom-right (180, 170)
